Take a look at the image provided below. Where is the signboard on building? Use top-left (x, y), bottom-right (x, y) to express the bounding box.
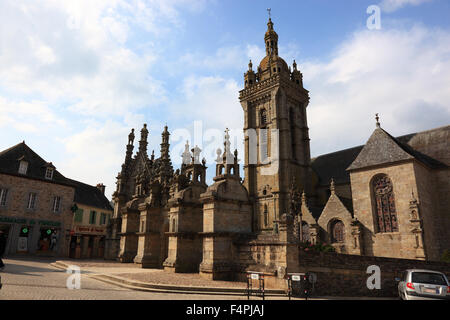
top-left (74, 225), bottom-right (106, 235)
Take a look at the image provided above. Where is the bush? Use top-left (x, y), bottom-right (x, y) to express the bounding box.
top-left (299, 241), bottom-right (335, 253)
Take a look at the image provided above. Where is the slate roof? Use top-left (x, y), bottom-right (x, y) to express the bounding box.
top-left (0, 142), bottom-right (112, 211)
top-left (311, 146), bottom-right (363, 186)
top-left (347, 127), bottom-right (447, 171)
top-left (66, 178), bottom-right (113, 211)
top-left (0, 141), bottom-right (70, 186)
top-left (312, 126), bottom-right (448, 187)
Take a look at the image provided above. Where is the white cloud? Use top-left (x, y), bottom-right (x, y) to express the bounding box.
top-left (302, 25), bottom-right (450, 157)
top-left (379, 0), bottom-right (432, 13)
top-left (0, 0), bottom-right (210, 198)
top-left (0, 97), bottom-right (67, 133)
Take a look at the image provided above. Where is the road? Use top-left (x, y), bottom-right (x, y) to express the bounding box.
top-left (0, 256), bottom-right (248, 300)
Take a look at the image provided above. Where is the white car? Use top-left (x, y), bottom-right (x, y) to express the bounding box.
top-left (397, 269), bottom-right (450, 300)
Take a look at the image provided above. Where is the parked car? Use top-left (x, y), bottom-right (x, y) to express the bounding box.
top-left (397, 269), bottom-right (450, 300)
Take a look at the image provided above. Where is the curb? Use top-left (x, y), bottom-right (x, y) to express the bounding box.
top-left (50, 261), bottom-right (286, 297)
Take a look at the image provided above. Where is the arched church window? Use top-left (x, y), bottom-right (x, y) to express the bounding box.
top-left (331, 220), bottom-right (344, 243)
top-left (263, 205), bottom-right (268, 227)
top-left (260, 109), bottom-right (267, 126)
top-left (289, 108), bottom-right (297, 160)
top-left (372, 174), bottom-right (398, 233)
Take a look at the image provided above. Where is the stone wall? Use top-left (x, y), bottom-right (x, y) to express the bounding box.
top-left (412, 162), bottom-right (441, 260)
top-left (350, 161), bottom-right (420, 259)
top-left (433, 168), bottom-right (450, 259)
top-left (293, 250), bottom-right (450, 297)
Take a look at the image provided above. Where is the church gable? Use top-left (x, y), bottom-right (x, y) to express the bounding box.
top-left (318, 191), bottom-right (353, 229)
top-left (347, 127), bottom-right (414, 171)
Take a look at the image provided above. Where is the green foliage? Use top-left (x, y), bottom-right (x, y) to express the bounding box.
top-left (299, 241), bottom-right (335, 253)
top-left (441, 249), bottom-right (450, 263)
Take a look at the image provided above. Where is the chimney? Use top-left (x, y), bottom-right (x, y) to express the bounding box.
top-left (96, 183), bottom-right (106, 194)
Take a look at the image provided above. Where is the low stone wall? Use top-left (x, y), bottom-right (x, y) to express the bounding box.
top-left (293, 250), bottom-right (450, 297)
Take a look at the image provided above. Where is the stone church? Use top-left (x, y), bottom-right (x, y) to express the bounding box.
top-left (105, 17), bottom-right (450, 280)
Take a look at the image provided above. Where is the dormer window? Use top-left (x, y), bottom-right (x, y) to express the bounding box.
top-left (18, 161), bottom-right (28, 174)
top-left (45, 167), bottom-right (54, 180)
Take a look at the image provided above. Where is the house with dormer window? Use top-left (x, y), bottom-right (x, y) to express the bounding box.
top-left (0, 141), bottom-right (112, 258)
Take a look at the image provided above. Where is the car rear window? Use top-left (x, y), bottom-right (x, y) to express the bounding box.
top-left (411, 272), bottom-right (447, 285)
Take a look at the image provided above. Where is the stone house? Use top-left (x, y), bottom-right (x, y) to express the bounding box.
top-left (0, 141), bottom-right (113, 258)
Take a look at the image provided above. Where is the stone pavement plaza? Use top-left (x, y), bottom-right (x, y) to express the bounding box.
top-left (0, 257), bottom-right (394, 300)
top-left (0, 257), bottom-right (251, 300)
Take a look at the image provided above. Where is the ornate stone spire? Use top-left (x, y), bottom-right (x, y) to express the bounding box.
top-left (139, 124), bottom-right (149, 154)
top-left (159, 125), bottom-right (173, 183)
top-left (265, 13), bottom-right (278, 56)
top-left (181, 141), bottom-right (191, 165)
top-left (375, 113), bottom-right (380, 128)
top-left (128, 128), bottom-right (135, 146)
top-left (192, 145), bottom-right (202, 164)
top-left (160, 125), bottom-right (170, 159)
top-left (222, 128), bottom-right (234, 164)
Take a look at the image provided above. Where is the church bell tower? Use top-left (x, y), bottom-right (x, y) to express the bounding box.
top-left (239, 16), bottom-right (312, 233)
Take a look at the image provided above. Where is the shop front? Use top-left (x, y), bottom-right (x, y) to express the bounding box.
top-left (0, 216), bottom-right (65, 256)
top-left (69, 225), bottom-right (106, 259)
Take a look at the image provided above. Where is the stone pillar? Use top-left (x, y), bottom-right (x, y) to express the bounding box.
top-left (277, 213), bottom-right (299, 276)
top-left (118, 210), bottom-right (139, 263)
top-left (134, 207), bottom-right (163, 268)
top-left (163, 205), bottom-right (203, 273)
top-left (104, 217), bottom-right (121, 260)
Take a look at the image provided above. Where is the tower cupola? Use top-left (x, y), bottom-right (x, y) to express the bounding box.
top-left (265, 18), bottom-right (278, 56)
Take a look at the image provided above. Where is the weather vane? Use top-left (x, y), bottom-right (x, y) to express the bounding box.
top-left (267, 8), bottom-right (271, 19)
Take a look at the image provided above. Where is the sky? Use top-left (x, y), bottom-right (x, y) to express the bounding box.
top-left (1, 0), bottom-right (449, 200)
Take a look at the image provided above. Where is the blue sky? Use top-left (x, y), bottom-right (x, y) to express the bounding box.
top-left (1, 0), bottom-right (450, 199)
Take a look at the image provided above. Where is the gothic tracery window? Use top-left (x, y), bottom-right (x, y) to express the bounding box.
top-left (331, 220), bottom-right (344, 243)
top-left (372, 174), bottom-right (398, 233)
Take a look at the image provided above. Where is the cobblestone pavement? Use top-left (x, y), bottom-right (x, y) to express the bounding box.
top-left (0, 257), bottom-right (249, 300)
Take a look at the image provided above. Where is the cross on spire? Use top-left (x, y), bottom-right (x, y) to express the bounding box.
top-left (267, 8), bottom-right (271, 19)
